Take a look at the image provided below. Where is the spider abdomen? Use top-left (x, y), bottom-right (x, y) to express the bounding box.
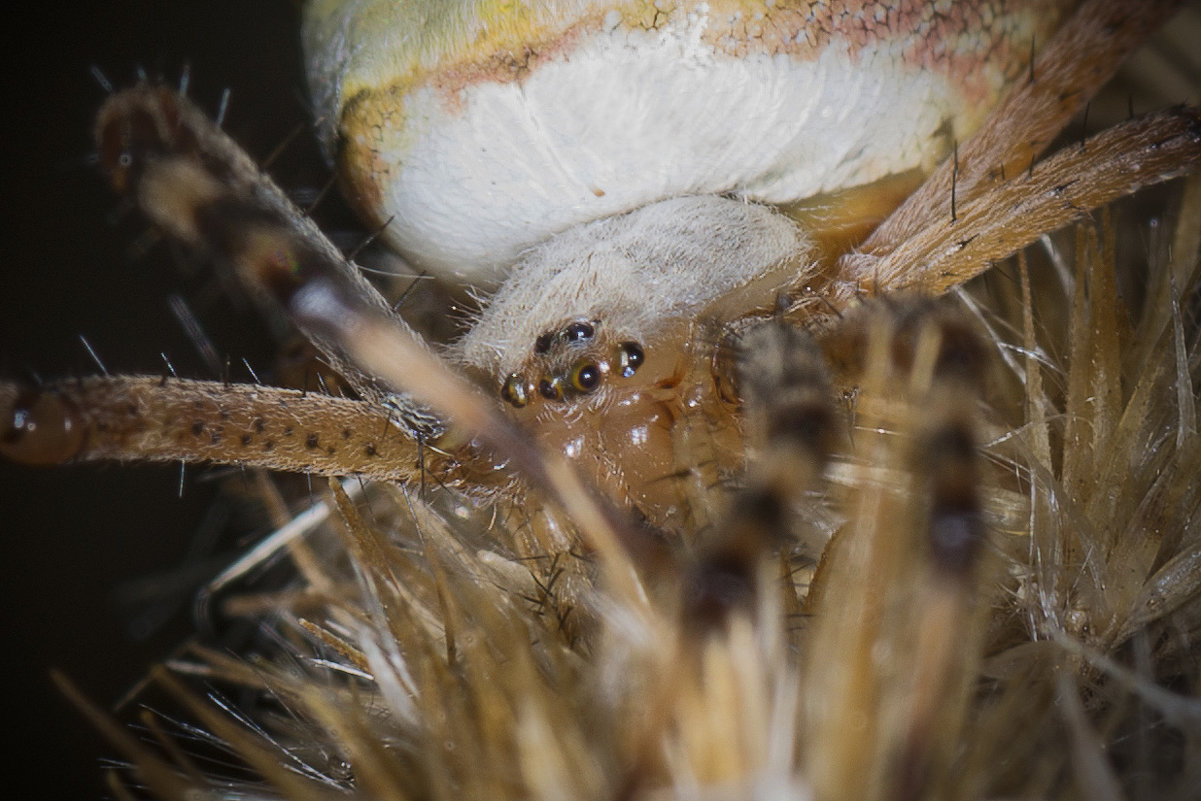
top-left (304, 0), bottom-right (1070, 282)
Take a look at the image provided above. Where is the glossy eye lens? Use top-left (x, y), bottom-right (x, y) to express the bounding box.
top-left (538, 376), bottom-right (563, 400)
top-left (569, 360), bottom-right (602, 392)
top-left (563, 321), bottom-right (595, 342)
top-left (501, 373), bottom-right (529, 407)
top-left (617, 342), bottom-right (645, 378)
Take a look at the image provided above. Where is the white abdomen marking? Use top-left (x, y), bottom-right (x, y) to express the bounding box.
top-left (305, 1), bottom-right (1065, 283)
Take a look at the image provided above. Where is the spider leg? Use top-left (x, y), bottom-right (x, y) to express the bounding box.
top-left (679, 299), bottom-right (997, 799)
top-left (684, 318), bottom-right (836, 629)
top-left (830, 0), bottom-right (1200, 304)
top-left (0, 377), bottom-right (437, 484)
top-left (93, 84), bottom-right (443, 436)
top-left (847, 0), bottom-right (1183, 273)
top-left (801, 298), bottom-right (993, 801)
top-left (834, 106), bottom-right (1201, 300)
top-left (0, 86), bottom-right (487, 491)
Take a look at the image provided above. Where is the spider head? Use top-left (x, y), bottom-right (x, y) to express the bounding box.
top-left (497, 312), bottom-right (739, 533)
top-left (447, 196), bottom-right (809, 528)
top-left (494, 316), bottom-right (712, 531)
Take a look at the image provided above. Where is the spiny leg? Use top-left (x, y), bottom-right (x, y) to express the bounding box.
top-left (93, 84), bottom-right (441, 434)
top-left (1, 85), bottom-right (461, 489)
top-left (826, 0), bottom-right (1200, 305)
top-left (801, 298), bottom-right (993, 801)
top-left (684, 318), bottom-right (837, 630)
top-left (833, 106), bottom-right (1201, 301)
top-left (662, 301), bottom-right (994, 799)
top-left (0, 377), bottom-right (437, 484)
top-left (833, 0), bottom-right (1188, 297)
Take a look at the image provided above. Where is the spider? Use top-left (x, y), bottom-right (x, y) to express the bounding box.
top-left (5, 0), bottom-right (1196, 530)
top-left (3, 1), bottom-right (1201, 799)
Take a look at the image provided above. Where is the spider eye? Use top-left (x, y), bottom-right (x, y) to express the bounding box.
top-left (534, 332), bottom-right (554, 354)
top-left (564, 321), bottom-right (595, 343)
top-left (569, 360), bottom-right (602, 393)
top-left (501, 373), bottom-right (529, 407)
top-left (538, 376), bottom-right (564, 401)
top-left (617, 342), bottom-right (645, 378)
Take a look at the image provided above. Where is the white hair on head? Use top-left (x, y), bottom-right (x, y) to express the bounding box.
top-left (457, 195), bottom-right (813, 378)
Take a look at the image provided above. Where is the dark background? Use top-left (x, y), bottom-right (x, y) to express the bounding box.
top-left (0, 3), bottom-right (346, 797)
